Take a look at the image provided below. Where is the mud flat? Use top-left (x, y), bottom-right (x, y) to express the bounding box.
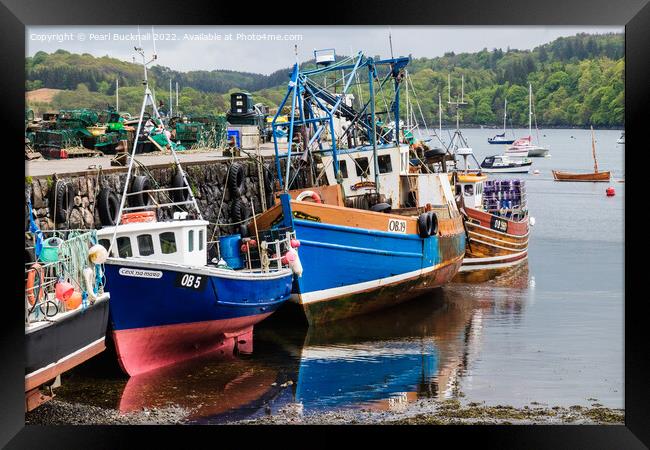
top-left (232, 399), bottom-right (624, 426)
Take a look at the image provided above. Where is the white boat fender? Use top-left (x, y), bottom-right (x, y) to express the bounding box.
top-left (83, 267), bottom-right (98, 303)
top-left (282, 248), bottom-right (303, 277)
top-left (88, 244), bottom-right (109, 264)
top-left (530, 217), bottom-right (536, 227)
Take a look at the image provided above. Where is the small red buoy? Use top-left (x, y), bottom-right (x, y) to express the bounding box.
top-left (290, 239), bottom-right (301, 248)
top-left (606, 187), bottom-right (615, 197)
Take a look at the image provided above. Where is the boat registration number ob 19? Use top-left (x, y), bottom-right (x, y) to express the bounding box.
top-left (490, 216), bottom-right (509, 233)
top-left (175, 273), bottom-right (208, 291)
top-left (388, 218), bottom-right (407, 234)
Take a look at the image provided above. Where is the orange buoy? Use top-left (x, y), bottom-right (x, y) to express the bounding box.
top-left (64, 291), bottom-right (83, 310)
top-left (121, 211), bottom-right (156, 224)
top-left (606, 187), bottom-right (615, 197)
top-left (26, 263), bottom-right (45, 306)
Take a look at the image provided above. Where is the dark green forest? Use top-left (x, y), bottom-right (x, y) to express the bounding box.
top-left (25, 32), bottom-right (624, 127)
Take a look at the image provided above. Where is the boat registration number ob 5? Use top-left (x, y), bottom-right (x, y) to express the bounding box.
top-left (388, 218), bottom-right (407, 234)
top-left (175, 272), bottom-right (208, 291)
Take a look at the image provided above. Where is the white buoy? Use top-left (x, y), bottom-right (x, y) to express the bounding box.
top-left (533, 169), bottom-right (540, 175)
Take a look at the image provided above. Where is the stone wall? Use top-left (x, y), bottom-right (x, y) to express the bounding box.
top-left (24, 156), bottom-right (308, 241)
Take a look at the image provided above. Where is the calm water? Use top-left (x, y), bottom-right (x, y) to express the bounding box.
top-left (55, 128), bottom-right (625, 422)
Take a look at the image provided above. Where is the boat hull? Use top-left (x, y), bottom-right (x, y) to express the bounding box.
top-left (25, 296), bottom-right (110, 392)
top-left (552, 170), bottom-right (611, 182)
top-left (488, 138), bottom-right (515, 145)
top-left (527, 147), bottom-right (550, 157)
top-left (104, 260), bottom-right (293, 376)
top-left (454, 207), bottom-right (529, 283)
top-left (480, 164), bottom-right (532, 174)
top-left (257, 199), bottom-right (465, 324)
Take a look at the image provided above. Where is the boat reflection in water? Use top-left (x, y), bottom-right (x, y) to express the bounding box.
top-left (113, 262), bottom-right (531, 422)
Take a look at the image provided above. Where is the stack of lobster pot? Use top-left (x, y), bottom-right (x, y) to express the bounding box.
top-left (482, 179), bottom-right (526, 217)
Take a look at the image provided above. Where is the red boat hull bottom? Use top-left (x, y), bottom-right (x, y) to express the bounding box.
top-left (112, 314), bottom-right (271, 376)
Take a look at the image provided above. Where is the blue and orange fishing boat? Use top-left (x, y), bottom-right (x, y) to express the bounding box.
top-left (256, 50), bottom-right (465, 324)
top-left (97, 47), bottom-right (295, 376)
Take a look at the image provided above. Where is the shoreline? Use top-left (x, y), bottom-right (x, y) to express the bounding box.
top-left (25, 397), bottom-right (624, 426)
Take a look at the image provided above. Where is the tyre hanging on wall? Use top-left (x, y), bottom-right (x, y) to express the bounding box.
top-left (97, 188), bottom-right (120, 226)
top-left (228, 162), bottom-right (245, 198)
top-left (128, 175), bottom-right (152, 207)
top-left (171, 170), bottom-right (190, 203)
top-left (263, 163), bottom-right (275, 208)
top-left (51, 181), bottom-right (74, 223)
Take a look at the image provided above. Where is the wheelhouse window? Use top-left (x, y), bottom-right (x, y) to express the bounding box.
top-left (188, 230), bottom-right (194, 252)
top-left (464, 185), bottom-right (475, 196)
top-left (99, 239), bottom-right (110, 252)
top-left (378, 155), bottom-right (392, 174)
top-left (117, 237), bottom-right (132, 258)
top-left (339, 160), bottom-right (348, 179)
top-left (355, 157), bottom-right (370, 177)
top-left (199, 230), bottom-right (204, 251)
top-left (160, 232), bottom-right (177, 254)
top-left (137, 234), bottom-right (155, 256)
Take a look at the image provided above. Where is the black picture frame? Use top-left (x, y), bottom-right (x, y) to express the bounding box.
top-left (1, 0), bottom-right (647, 447)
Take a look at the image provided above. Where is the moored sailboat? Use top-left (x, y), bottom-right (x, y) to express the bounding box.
top-left (487, 98), bottom-right (515, 145)
top-left (552, 126), bottom-right (610, 182)
top-left (506, 84), bottom-right (550, 158)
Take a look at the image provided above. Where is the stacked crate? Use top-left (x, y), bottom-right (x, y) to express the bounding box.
top-left (482, 179), bottom-right (526, 217)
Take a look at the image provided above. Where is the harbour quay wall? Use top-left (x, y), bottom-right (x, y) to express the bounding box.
top-left (24, 156), bottom-right (310, 239)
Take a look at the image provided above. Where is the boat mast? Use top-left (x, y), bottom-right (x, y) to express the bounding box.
top-left (438, 92), bottom-right (442, 136)
top-left (528, 83), bottom-right (532, 137)
top-left (169, 79), bottom-right (173, 118)
top-left (115, 78), bottom-right (119, 112)
top-left (591, 125), bottom-right (599, 173)
top-left (503, 98), bottom-right (507, 134)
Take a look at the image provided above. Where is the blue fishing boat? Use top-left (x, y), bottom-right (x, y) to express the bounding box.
top-left (97, 45), bottom-right (296, 376)
top-left (256, 51), bottom-right (465, 324)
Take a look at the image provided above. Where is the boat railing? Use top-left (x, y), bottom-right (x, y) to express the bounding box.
top-left (121, 186), bottom-right (195, 213)
top-left (242, 228), bottom-right (297, 273)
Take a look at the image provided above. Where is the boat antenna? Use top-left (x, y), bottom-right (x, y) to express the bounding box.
top-left (388, 27), bottom-right (394, 59)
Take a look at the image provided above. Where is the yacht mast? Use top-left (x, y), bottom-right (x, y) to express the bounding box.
top-left (528, 83), bottom-right (532, 136)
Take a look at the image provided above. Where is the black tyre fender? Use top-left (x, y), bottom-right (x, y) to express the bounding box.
top-left (238, 205), bottom-right (251, 237)
top-left (52, 181), bottom-right (74, 223)
top-left (171, 170), bottom-right (189, 203)
top-left (428, 211), bottom-right (439, 236)
top-left (128, 175), bottom-right (152, 207)
top-left (228, 163), bottom-right (245, 198)
top-left (417, 213), bottom-right (432, 238)
top-left (97, 188), bottom-right (120, 226)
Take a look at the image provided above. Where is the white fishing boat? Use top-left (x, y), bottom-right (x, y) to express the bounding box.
top-left (506, 84), bottom-right (549, 158)
top-left (480, 154), bottom-right (532, 173)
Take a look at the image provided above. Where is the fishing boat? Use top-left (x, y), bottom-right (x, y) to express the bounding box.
top-left (487, 98), bottom-right (515, 145)
top-left (617, 131), bottom-right (625, 145)
top-left (552, 126), bottom-right (610, 182)
top-left (96, 44), bottom-right (295, 376)
top-left (24, 220), bottom-right (110, 411)
top-left (256, 51), bottom-right (465, 325)
top-left (481, 154), bottom-right (532, 173)
top-left (506, 84), bottom-right (550, 158)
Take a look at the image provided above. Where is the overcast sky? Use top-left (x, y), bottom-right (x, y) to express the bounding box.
top-left (27, 26), bottom-right (622, 75)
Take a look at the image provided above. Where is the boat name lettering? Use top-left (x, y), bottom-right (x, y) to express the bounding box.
top-left (293, 211), bottom-right (321, 222)
top-left (351, 181), bottom-right (376, 191)
top-left (388, 218), bottom-right (407, 233)
top-left (118, 268), bottom-right (163, 279)
top-left (174, 273), bottom-right (207, 291)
